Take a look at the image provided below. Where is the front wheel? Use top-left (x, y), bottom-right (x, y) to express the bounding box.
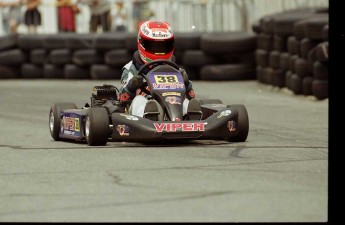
top-left (227, 104), bottom-right (249, 142)
top-left (85, 107), bottom-right (109, 146)
top-left (49, 103), bottom-right (78, 141)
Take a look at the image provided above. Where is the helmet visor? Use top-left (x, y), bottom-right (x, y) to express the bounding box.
top-left (139, 37), bottom-right (174, 55)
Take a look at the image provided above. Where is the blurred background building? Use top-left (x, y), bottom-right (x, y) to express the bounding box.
top-left (0, 0), bottom-right (328, 35)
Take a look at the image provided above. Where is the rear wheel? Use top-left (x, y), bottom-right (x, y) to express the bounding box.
top-left (49, 103), bottom-right (78, 141)
top-left (227, 104), bottom-right (249, 142)
top-left (85, 107), bottom-right (109, 146)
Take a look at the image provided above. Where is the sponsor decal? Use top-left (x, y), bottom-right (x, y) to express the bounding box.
top-left (116, 125), bottom-right (130, 136)
top-left (217, 110), bottom-right (232, 118)
top-left (63, 116), bottom-right (79, 131)
top-left (152, 32), bottom-right (168, 38)
top-left (154, 122), bottom-right (206, 132)
top-left (227, 120), bottom-right (237, 132)
top-left (64, 130), bottom-right (76, 135)
top-left (165, 96), bottom-right (181, 105)
top-left (148, 72), bottom-right (185, 91)
top-left (74, 118), bottom-right (80, 132)
top-left (162, 92), bottom-right (181, 96)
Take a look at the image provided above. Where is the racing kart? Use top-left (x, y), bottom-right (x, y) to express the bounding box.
top-left (49, 59), bottom-right (249, 146)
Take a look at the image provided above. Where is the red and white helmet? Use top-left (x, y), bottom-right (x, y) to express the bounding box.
top-left (137, 21), bottom-right (175, 64)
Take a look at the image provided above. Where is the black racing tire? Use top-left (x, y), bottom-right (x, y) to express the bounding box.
top-left (94, 33), bottom-right (127, 51)
top-left (285, 70), bottom-right (293, 90)
top-left (200, 64), bottom-right (256, 81)
top-left (65, 33), bottom-right (96, 50)
top-left (182, 50), bottom-right (221, 67)
top-left (257, 33), bottom-right (273, 51)
top-left (85, 107), bottom-right (109, 146)
top-left (201, 31), bottom-right (257, 54)
top-left (302, 76), bottom-right (314, 96)
top-left (174, 32), bottom-right (202, 51)
top-left (269, 50), bottom-right (280, 69)
top-left (290, 73), bottom-right (302, 95)
top-left (279, 52), bottom-right (290, 70)
top-left (0, 33), bottom-right (18, 51)
top-left (199, 99), bottom-right (223, 105)
top-left (273, 35), bottom-right (287, 52)
top-left (179, 65), bottom-right (200, 80)
top-left (64, 64), bottom-right (90, 79)
top-left (255, 49), bottom-right (269, 67)
top-left (49, 49), bottom-right (73, 65)
top-left (104, 49), bottom-right (132, 67)
top-left (300, 38), bottom-right (318, 59)
top-left (21, 63), bottom-right (44, 79)
top-left (273, 69), bottom-right (285, 88)
top-left (289, 55), bottom-right (299, 73)
top-left (307, 47), bottom-right (317, 73)
top-left (72, 49), bottom-right (103, 66)
top-left (0, 49), bottom-right (28, 66)
top-left (287, 36), bottom-right (300, 55)
top-left (30, 49), bottom-right (49, 65)
top-left (312, 79), bottom-right (328, 100)
top-left (49, 103), bottom-right (78, 141)
top-left (256, 66), bottom-right (264, 83)
top-left (42, 34), bottom-right (69, 50)
top-left (227, 104), bottom-right (249, 142)
top-left (124, 32), bottom-right (137, 52)
top-left (43, 64), bottom-right (65, 79)
top-left (0, 65), bottom-right (21, 79)
top-left (304, 15), bottom-right (329, 41)
top-left (90, 64), bottom-right (122, 80)
top-left (295, 58), bottom-right (311, 78)
top-left (262, 67), bottom-right (274, 85)
top-left (316, 42), bottom-right (328, 63)
top-left (313, 61), bottom-right (328, 79)
top-left (18, 34), bottom-right (47, 50)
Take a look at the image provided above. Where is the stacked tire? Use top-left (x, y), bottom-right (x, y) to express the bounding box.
top-left (0, 34), bottom-right (27, 79)
top-left (254, 7), bottom-right (328, 100)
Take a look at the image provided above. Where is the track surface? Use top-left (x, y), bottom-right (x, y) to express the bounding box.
top-left (0, 80), bottom-right (328, 222)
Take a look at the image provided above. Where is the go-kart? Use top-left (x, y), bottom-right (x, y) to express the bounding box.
top-left (49, 59), bottom-right (249, 146)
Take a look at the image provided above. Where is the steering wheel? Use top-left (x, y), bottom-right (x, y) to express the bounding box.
top-left (136, 59), bottom-right (181, 95)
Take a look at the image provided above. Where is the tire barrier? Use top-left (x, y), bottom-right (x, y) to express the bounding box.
top-left (0, 7), bottom-right (328, 101)
top-left (0, 31), bottom-right (257, 81)
top-left (254, 7), bottom-right (328, 100)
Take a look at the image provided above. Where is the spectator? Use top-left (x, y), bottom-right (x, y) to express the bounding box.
top-left (57, 0), bottom-right (79, 32)
top-left (23, 0), bottom-right (41, 34)
top-left (78, 0), bottom-right (111, 33)
top-left (0, 0), bottom-right (23, 34)
top-left (112, 1), bottom-right (127, 32)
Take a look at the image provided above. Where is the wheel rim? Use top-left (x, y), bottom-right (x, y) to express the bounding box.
top-left (49, 111), bottom-right (54, 134)
top-left (85, 117), bottom-right (90, 138)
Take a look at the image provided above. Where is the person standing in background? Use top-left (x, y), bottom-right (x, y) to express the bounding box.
top-left (23, 0), bottom-right (41, 34)
top-left (57, 0), bottom-right (79, 32)
top-left (0, 0), bottom-right (23, 34)
top-left (78, 0), bottom-right (111, 33)
top-left (113, 1), bottom-right (127, 32)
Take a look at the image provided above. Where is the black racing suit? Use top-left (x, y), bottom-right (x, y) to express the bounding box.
top-left (118, 51), bottom-right (196, 106)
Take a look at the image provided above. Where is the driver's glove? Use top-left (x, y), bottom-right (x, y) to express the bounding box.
top-left (129, 75), bottom-right (144, 89)
top-left (179, 68), bottom-right (189, 84)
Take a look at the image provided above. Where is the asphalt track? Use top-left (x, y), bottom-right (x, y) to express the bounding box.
top-left (0, 79), bottom-right (328, 222)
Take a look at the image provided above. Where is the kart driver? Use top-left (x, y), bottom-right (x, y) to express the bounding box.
top-left (118, 20), bottom-right (200, 120)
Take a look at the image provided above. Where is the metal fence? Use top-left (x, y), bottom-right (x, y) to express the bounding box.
top-left (0, 0), bottom-right (328, 35)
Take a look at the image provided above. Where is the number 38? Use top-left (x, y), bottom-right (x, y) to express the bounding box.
top-left (155, 75), bottom-right (178, 84)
